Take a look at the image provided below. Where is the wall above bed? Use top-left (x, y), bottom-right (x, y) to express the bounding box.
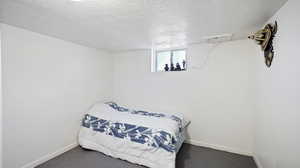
top-left (112, 39), bottom-right (259, 156)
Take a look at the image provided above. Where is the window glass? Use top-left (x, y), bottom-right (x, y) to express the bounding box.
top-left (172, 50), bottom-right (186, 71)
top-left (156, 51), bottom-right (171, 72)
top-left (153, 49), bottom-right (186, 72)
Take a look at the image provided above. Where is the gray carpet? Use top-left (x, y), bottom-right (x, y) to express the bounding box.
top-left (36, 143), bottom-right (257, 168)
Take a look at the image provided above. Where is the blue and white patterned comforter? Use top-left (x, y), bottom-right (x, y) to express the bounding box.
top-left (78, 102), bottom-right (187, 168)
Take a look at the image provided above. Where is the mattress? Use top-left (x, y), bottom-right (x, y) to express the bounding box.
top-left (78, 102), bottom-right (188, 168)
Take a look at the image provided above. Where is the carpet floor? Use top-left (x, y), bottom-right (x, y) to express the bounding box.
top-left (36, 143), bottom-right (257, 168)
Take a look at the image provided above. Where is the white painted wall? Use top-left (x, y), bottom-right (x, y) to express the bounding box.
top-left (1, 24), bottom-right (113, 168)
top-left (0, 24), bottom-right (3, 168)
top-left (112, 40), bottom-right (258, 155)
top-left (253, 0), bottom-right (300, 168)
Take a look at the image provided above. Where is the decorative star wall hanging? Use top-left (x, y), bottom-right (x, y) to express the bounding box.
top-left (248, 21), bottom-right (278, 67)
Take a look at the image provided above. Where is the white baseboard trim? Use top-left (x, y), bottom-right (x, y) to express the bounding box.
top-left (185, 139), bottom-right (253, 157)
top-left (253, 154), bottom-right (263, 168)
top-left (21, 142), bottom-right (78, 168)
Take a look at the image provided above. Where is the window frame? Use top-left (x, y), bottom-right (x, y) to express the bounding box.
top-left (153, 48), bottom-right (187, 72)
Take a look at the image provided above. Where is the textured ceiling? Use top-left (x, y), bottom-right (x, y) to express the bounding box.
top-left (0, 0), bottom-right (287, 51)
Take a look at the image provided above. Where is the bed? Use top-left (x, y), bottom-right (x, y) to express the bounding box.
top-left (78, 102), bottom-right (189, 168)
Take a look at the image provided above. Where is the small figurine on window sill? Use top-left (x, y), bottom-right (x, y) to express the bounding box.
top-left (164, 64), bottom-right (169, 71)
top-left (175, 63), bottom-right (182, 71)
top-left (182, 60), bottom-right (186, 70)
top-left (170, 63), bottom-right (175, 71)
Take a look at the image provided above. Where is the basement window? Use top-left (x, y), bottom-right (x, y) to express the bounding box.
top-left (152, 49), bottom-right (187, 72)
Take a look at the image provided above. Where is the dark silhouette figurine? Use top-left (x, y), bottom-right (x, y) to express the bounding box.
top-left (175, 62), bottom-right (181, 71)
top-left (182, 60), bottom-right (186, 70)
top-left (164, 64), bottom-right (169, 71)
top-left (170, 63), bottom-right (175, 71)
